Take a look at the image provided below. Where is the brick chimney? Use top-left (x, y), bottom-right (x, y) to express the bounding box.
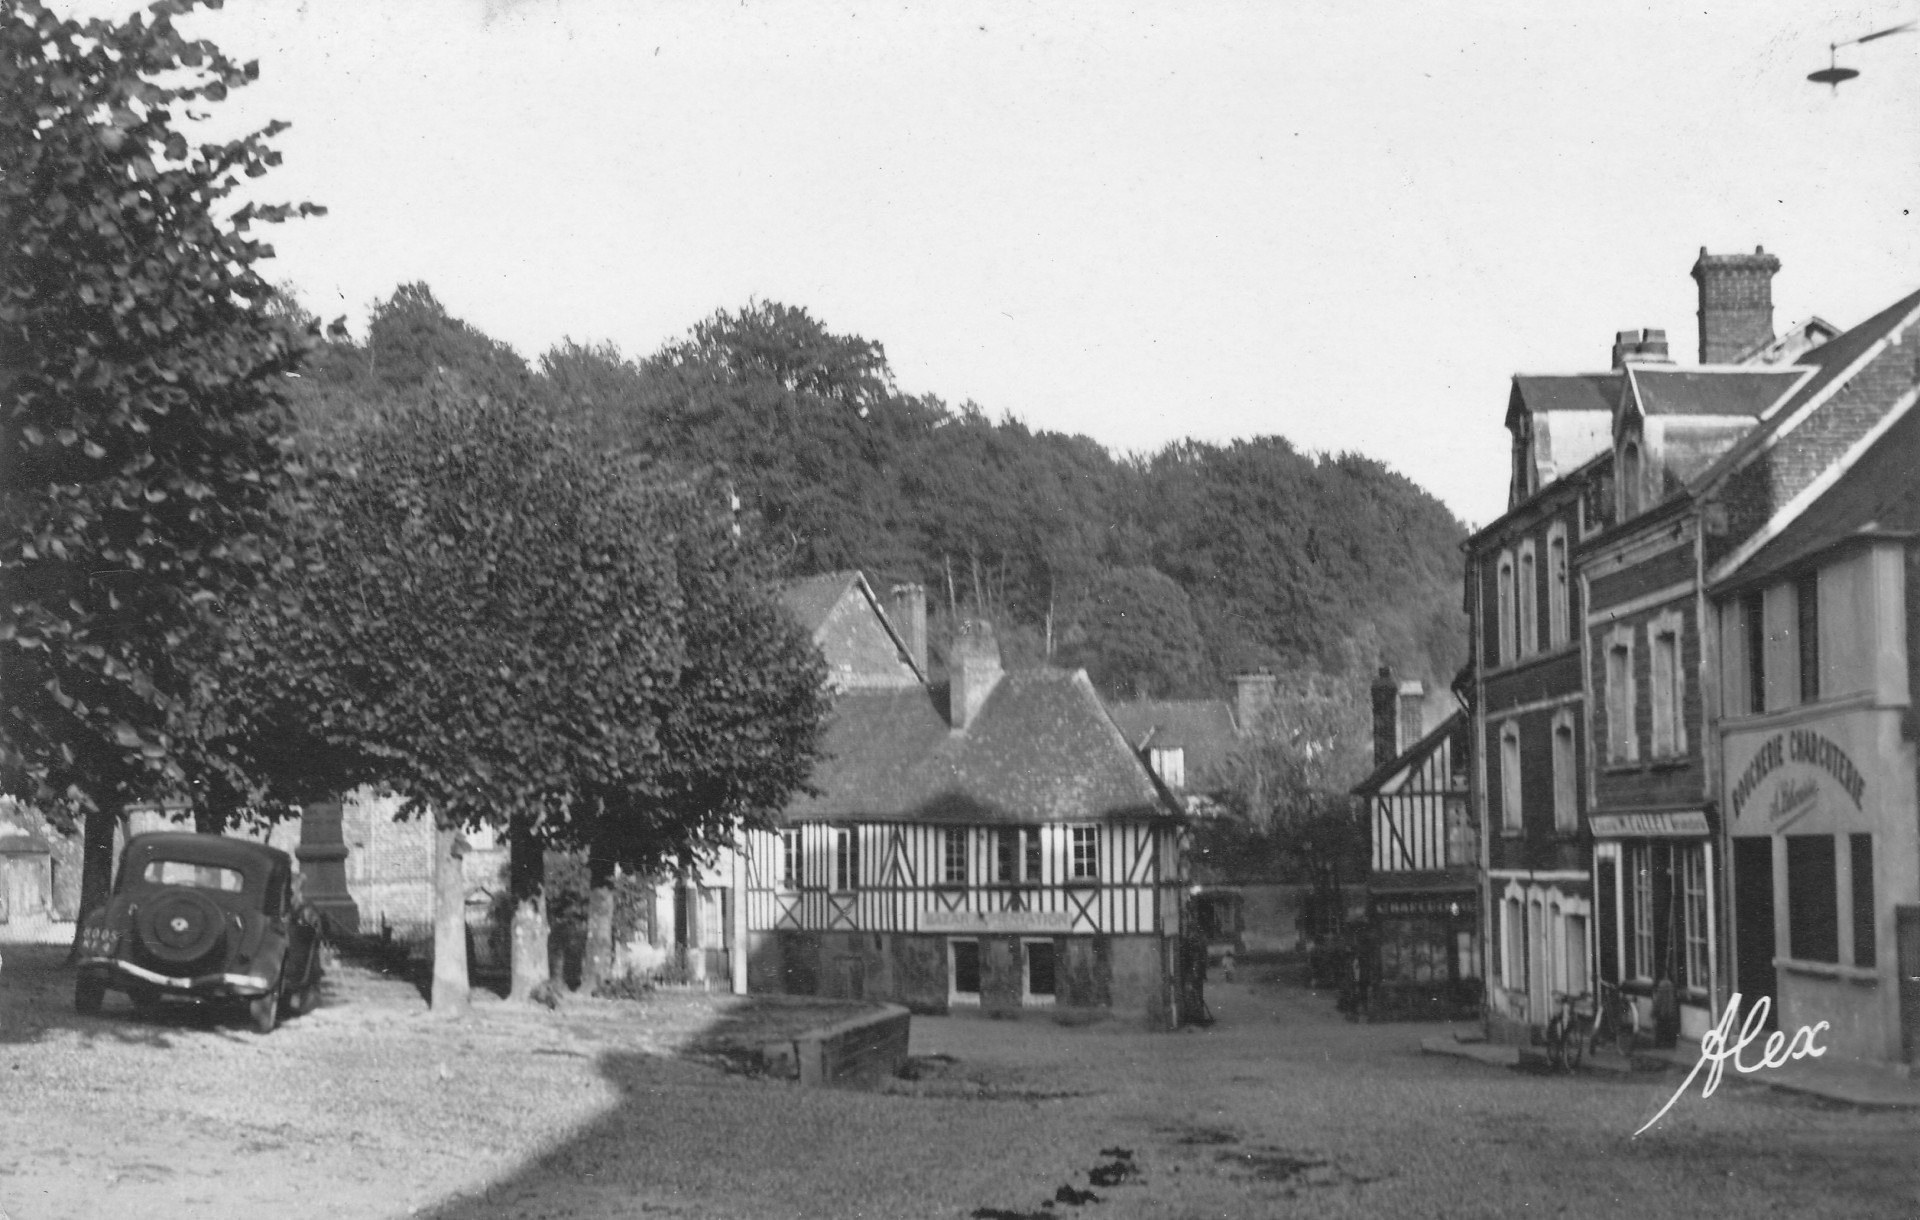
top-left (1234, 670), bottom-right (1278, 734)
top-left (888, 582), bottom-right (927, 676)
top-left (1371, 666), bottom-right (1426, 766)
top-left (1610, 328), bottom-right (1673, 370)
top-left (1692, 246), bottom-right (1780, 364)
top-left (948, 619), bottom-right (1003, 730)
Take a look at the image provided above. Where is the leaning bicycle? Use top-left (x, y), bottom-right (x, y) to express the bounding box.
top-left (1584, 979), bottom-right (1641, 1062)
top-left (1544, 990), bottom-right (1592, 1071)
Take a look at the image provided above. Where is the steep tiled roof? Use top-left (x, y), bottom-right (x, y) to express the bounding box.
top-left (783, 669), bottom-right (1177, 825)
top-left (1105, 699), bottom-right (1242, 790)
top-left (1718, 398), bottom-right (1920, 587)
top-left (778, 571), bottom-right (862, 636)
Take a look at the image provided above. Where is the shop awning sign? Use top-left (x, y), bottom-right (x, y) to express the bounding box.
top-left (922, 910), bottom-right (1075, 933)
top-left (1589, 811), bottom-right (1709, 839)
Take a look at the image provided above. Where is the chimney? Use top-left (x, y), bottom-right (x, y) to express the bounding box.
top-left (948, 619), bottom-right (1003, 730)
top-left (1692, 246), bottom-right (1780, 364)
top-left (1234, 669), bottom-right (1277, 733)
top-left (889, 582), bottom-right (927, 676)
top-left (1610, 328), bottom-right (1673, 370)
top-left (1396, 680), bottom-right (1426, 754)
top-left (1370, 667), bottom-right (1399, 769)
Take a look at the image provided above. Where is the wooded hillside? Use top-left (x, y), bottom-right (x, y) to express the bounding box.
top-left (296, 291), bottom-right (1469, 700)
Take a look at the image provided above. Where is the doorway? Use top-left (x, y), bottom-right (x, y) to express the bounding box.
top-left (1732, 837), bottom-right (1776, 1028)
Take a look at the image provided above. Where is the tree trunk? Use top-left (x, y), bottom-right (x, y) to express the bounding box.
top-left (431, 821), bottom-right (471, 1016)
top-left (68, 804), bottom-right (119, 962)
top-left (581, 848), bottom-right (616, 996)
top-left (507, 820), bottom-right (550, 1003)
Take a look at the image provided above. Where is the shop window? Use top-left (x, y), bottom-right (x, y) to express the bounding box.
top-left (833, 828), bottom-right (860, 892)
top-left (1551, 712), bottom-right (1577, 832)
top-left (1604, 628), bottom-right (1637, 762)
top-left (779, 829), bottom-right (800, 889)
top-left (1852, 834), bottom-right (1876, 969)
top-left (1563, 913), bottom-right (1589, 996)
top-left (1517, 540), bottom-right (1538, 657)
top-left (1682, 846), bottom-right (1709, 991)
top-left (942, 828), bottom-right (967, 886)
top-left (1069, 826), bottom-right (1099, 880)
top-left (1499, 721), bottom-right (1523, 833)
top-left (1023, 940), bottom-right (1057, 1004)
top-left (949, 939), bottom-right (981, 1004)
top-left (1496, 551), bottom-right (1516, 665)
top-left (1741, 591), bottom-right (1766, 714)
top-left (1547, 525), bottom-right (1570, 648)
top-left (1649, 617), bottom-right (1683, 758)
top-left (1785, 834), bottom-right (1839, 964)
top-left (1795, 571), bottom-right (1820, 704)
top-left (1626, 845), bottom-right (1654, 982)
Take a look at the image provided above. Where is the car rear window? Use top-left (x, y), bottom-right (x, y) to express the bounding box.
top-left (143, 860), bottom-right (245, 892)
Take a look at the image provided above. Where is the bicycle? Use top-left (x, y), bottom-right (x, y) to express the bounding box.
top-left (1544, 990), bottom-right (1592, 1071)
top-left (1584, 979), bottom-right (1641, 1062)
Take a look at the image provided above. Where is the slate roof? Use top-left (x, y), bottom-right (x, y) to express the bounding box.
top-left (1691, 286), bottom-right (1920, 493)
top-left (1506, 373), bottom-right (1621, 427)
top-left (1104, 699), bottom-right (1242, 791)
top-left (1626, 367), bottom-right (1807, 419)
top-left (782, 669), bottom-right (1179, 825)
top-left (778, 571), bottom-right (863, 636)
top-left (1718, 399), bottom-right (1920, 588)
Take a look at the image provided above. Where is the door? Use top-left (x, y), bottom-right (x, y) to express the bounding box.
top-left (1733, 837), bottom-right (1776, 1027)
top-left (1897, 906), bottom-right (1920, 1064)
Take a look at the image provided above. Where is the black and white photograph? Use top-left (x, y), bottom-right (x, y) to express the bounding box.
top-left (3, 1), bottom-right (1919, 1216)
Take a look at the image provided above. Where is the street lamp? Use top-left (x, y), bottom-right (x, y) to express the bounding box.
top-left (1808, 20), bottom-right (1914, 91)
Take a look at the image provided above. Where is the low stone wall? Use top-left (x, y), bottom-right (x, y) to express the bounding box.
top-left (765, 1004), bottom-right (911, 1089)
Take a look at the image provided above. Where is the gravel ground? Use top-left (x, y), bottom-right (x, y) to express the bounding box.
top-left (4, 944), bottom-right (1919, 1219)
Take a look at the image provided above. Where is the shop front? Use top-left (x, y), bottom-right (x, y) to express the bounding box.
top-left (1724, 707), bottom-right (1920, 1064)
top-left (1364, 882), bottom-right (1481, 1020)
top-left (1590, 810), bottom-right (1717, 1045)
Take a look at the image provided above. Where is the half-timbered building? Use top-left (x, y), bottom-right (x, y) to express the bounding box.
top-left (743, 580), bottom-right (1189, 1026)
top-left (1352, 669), bottom-right (1478, 1018)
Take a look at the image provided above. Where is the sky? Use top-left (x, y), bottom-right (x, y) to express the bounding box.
top-left (101, 0), bottom-right (1920, 529)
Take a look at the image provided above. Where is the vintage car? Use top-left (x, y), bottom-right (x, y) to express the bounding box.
top-left (74, 832), bottom-right (324, 1033)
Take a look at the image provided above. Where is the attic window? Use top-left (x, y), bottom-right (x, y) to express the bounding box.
top-left (1620, 440), bottom-right (1643, 517)
top-left (1149, 747), bottom-right (1186, 789)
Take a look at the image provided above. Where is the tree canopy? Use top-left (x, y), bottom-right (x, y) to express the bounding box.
top-left (1, 0), bottom-right (323, 823)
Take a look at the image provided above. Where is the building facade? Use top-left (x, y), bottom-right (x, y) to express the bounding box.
top-left (744, 578), bottom-right (1189, 1026)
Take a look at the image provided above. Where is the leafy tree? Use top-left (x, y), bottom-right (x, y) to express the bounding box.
top-left (1066, 565), bottom-right (1208, 700)
top-left (0, 0), bottom-right (324, 932)
top-left (1202, 666), bottom-right (1373, 919)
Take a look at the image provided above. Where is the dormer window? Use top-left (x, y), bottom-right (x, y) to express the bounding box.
top-left (1619, 438), bottom-right (1643, 518)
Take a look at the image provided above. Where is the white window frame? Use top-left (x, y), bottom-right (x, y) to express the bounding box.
top-left (1069, 825), bottom-right (1099, 881)
top-left (1149, 747), bottom-right (1185, 790)
top-left (1626, 844), bottom-right (1654, 983)
top-left (942, 827), bottom-right (968, 886)
top-left (832, 827), bottom-right (858, 892)
top-left (1649, 610), bottom-right (1685, 759)
top-left (1517, 539), bottom-right (1538, 658)
top-left (1603, 624), bottom-right (1638, 763)
top-left (1546, 523), bottom-right (1569, 648)
top-left (1499, 720), bottom-right (1523, 834)
top-left (1503, 892), bottom-right (1526, 990)
top-left (1550, 710), bottom-right (1577, 833)
top-left (1495, 550), bottom-right (1517, 666)
top-left (779, 828), bottom-right (800, 890)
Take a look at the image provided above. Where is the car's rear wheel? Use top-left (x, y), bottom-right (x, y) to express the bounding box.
top-left (74, 973), bottom-right (106, 1015)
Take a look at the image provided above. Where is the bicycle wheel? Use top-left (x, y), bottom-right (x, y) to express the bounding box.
top-left (1544, 1014), bottom-right (1569, 1071)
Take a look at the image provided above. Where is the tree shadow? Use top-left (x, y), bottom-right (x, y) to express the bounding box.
top-left (0, 942), bottom-right (263, 1049)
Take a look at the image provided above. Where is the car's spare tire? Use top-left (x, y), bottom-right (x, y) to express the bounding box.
top-left (136, 889), bottom-right (227, 966)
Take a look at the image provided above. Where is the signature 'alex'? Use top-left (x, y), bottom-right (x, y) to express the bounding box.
top-left (1635, 993), bottom-right (1829, 1137)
